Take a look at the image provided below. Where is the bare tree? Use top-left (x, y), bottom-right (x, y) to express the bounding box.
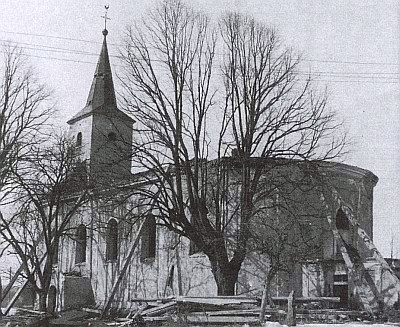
top-left (119, 1), bottom-right (346, 296)
top-left (242, 162), bottom-right (330, 320)
top-left (0, 44), bottom-right (54, 310)
top-left (0, 135), bottom-right (90, 311)
top-left (0, 44), bottom-right (53, 195)
top-left (209, 13), bottom-right (346, 295)
top-left (119, 0), bottom-right (221, 288)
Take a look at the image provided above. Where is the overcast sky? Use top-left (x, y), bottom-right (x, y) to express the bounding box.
top-left (1, 0), bottom-right (399, 257)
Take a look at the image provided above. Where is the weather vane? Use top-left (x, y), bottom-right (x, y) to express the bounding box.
top-left (101, 5), bottom-right (110, 31)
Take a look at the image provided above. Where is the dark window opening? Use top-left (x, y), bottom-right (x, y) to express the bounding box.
top-left (336, 208), bottom-right (350, 230)
top-left (189, 199), bottom-right (207, 255)
top-left (106, 219), bottom-right (118, 261)
top-left (140, 214), bottom-right (156, 262)
top-left (76, 132), bottom-right (82, 147)
top-left (107, 132), bottom-right (117, 141)
top-left (52, 241), bottom-right (59, 265)
top-left (189, 228), bottom-right (202, 255)
top-left (75, 224), bottom-right (87, 264)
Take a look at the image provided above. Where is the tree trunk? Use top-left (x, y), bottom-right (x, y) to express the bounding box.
top-left (260, 271), bottom-right (276, 323)
top-left (38, 292), bottom-right (47, 312)
top-left (216, 270), bottom-right (237, 295)
top-left (0, 275), bottom-right (2, 317)
top-left (286, 290), bottom-right (296, 326)
top-left (208, 247), bottom-right (240, 296)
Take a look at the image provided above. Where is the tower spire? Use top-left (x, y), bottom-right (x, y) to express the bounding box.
top-left (66, 6), bottom-right (134, 185)
top-left (67, 7), bottom-right (120, 125)
top-left (85, 27), bottom-right (116, 109)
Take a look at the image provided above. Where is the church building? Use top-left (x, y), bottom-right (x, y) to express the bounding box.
top-left (49, 27), bottom-right (394, 313)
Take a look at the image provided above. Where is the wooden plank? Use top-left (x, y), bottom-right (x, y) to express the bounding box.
top-left (176, 296), bottom-right (258, 306)
top-left (194, 308), bottom-right (286, 316)
top-left (128, 303), bottom-right (148, 320)
top-left (143, 316), bottom-right (171, 322)
top-left (204, 309), bottom-right (260, 316)
top-left (129, 297), bottom-right (174, 302)
top-left (15, 308), bottom-right (46, 315)
top-left (304, 309), bottom-right (366, 315)
top-left (272, 296), bottom-right (341, 303)
top-left (141, 301), bottom-right (176, 317)
top-left (184, 315), bottom-right (260, 324)
top-left (82, 307), bottom-right (102, 315)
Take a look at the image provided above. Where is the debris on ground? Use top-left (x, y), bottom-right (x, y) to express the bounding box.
top-left (0, 308), bottom-right (51, 327)
top-left (1, 295), bottom-right (394, 326)
top-left (47, 295), bottom-right (374, 326)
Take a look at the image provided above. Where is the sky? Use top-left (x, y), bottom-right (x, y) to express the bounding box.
top-left (0, 0), bottom-right (399, 257)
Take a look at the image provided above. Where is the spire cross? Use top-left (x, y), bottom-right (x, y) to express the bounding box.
top-left (101, 5), bottom-right (111, 30)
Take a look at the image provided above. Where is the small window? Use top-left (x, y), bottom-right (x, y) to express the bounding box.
top-left (106, 219), bottom-right (118, 261)
top-left (336, 208), bottom-right (350, 230)
top-left (76, 132), bottom-right (82, 147)
top-left (140, 214), bottom-right (156, 262)
top-left (107, 132), bottom-right (117, 141)
top-left (75, 224), bottom-right (87, 264)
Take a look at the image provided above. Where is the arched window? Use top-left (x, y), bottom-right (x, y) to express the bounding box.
top-left (336, 208), bottom-right (350, 230)
top-left (76, 132), bottom-right (82, 147)
top-left (140, 214), bottom-right (156, 262)
top-left (106, 219), bottom-right (118, 261)
top-left (75, 224), bottom-right (87, 264)
top-left (107, 132), bottom-right (117, 141)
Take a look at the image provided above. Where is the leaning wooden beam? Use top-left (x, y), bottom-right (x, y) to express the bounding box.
top-left (4, 279), bottom-right (29, 316)
top-left (101, 220), bottom-right (146, 318)
top-left (1, 234), bottom-right (47, 302)
top-left (2, 224), bottom-right (59, 303)
top-left (325, 203), bottom-right (374, 315)
top-left (141, 301), bottom-right (177, 317)
top-left (3, 252), bottom-right (48, 316)
top-left (1, 265), bottom-right (24, 302)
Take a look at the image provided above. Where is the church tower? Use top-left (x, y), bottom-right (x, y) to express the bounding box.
top-left (67, 28), bottom-right (134, 186)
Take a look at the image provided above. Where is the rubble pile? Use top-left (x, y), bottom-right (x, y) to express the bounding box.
top-left (2, 296), bottom-right (392, 326)
top-left (137, 296), bottom-right (262, 324)
top-left (47, 296), bottom-right (375, 326)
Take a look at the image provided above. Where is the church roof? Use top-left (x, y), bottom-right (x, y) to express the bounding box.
top-left (68, 29), bottom-right (134, 125)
